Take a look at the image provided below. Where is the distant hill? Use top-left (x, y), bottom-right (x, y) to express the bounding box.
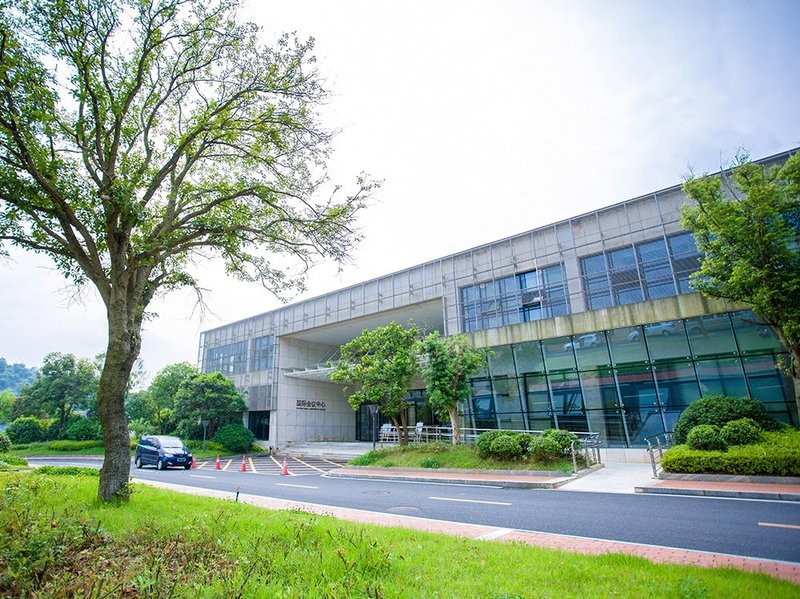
top-left (0, 358), bottom-right (37, 394)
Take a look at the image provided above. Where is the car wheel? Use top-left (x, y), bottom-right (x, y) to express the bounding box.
top-left (157, 458), bottom-right (165, 470)
top-left (184, 463), bottom-right (192, 470)
top-left (135, 456), bottom-right (142, 469)
top-left (590, 341), bottom-right (598, 348)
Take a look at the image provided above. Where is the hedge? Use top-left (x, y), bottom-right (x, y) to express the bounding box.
top-left (47, 440), bottom-right (104, 451)
top-left (673, 395), bottom-right (778, 443)
top-left (662, 432), bottom-right (800, 476)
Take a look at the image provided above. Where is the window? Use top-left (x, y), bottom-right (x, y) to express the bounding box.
top-left (251, 335), bottom-right (275, 371)
top-left (668, 233), bottom-right (701, 293)
top-left (205, 341), bottom-right (247, 375)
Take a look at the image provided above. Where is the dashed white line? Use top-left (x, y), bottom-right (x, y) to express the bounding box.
top-left (276, 483), bottom-right (319, 489)
top-left (189, 475), bottom-right (216, 479)
top-left (429, 496), bottom-right (512, 506)
top-left (758, 521), bottom-right (800, 531)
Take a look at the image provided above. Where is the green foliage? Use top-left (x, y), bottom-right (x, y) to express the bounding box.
top-left (331, 323), bottom-right (420, 440)
top-left (33, 466), bottom-right (99, 477)
top-left (489, 434), bottom-right (524, 460)
top-left (542, 428), bottom-right (581, 453)
top-left (6, 416), bottom-right (46, 444)
top-left (527, 436), bottom-right (562, 461)
top-left (141, 363), bottom-right (201, 434)
top-left (0, 430), bottom-right (10, 452)
top-left (212, 423), bottom-right (255, 454)
top-left (0, 358), bottom-right (37, 394)
top-left (174, 372), bottom-right (247, 439)
top-left (663, 431), bottom-right (800, 476)
top-left (14, 353), bottom-right (98, 438)
top-left (65, 418), bottom-right (102, 441)
top-left (475, 430), bottom-right (506, 458)
top-left (349, 450), bottom-right (389, 466)
top-left (420, 457), bottom-right (442, 468)
top-left (128, 418), bottom-right (157, 439)
top-left (0, 389), bottom-right (14, 424)
top-left (0, 455), bottom-right (28, 468)
top-left (672, 395), bottom-right (778, 443)
top-left (418, 332), bottom-right (489, 444)
top-left (682, 151), bottom-right (800, 415)
top-left (720, 418), bottom-right (763, 446)
top-left (46, 440), bottom-right (103, 451)
top-left (686, 425), bottom-right (728, 451)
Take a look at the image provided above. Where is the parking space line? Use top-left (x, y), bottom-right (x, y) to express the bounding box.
top-left (222, 459), bottom-right (233, 471)
top-left (292, 456), bottom-right (326, 473)
top-left (248, 457), bottom-right (258, 473)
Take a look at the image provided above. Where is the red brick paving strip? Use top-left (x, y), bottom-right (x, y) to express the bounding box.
top-left (138, 480), bottom-right (800, 585)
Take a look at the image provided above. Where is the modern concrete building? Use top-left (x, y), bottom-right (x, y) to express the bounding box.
top-left (199, 148), bottom-right (798, 448)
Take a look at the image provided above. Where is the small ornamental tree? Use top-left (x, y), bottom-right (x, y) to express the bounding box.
top-left (682, 151), bottom-right (800, 419)
top-left (173, 372), bottom-right (247, 440)
top-left (418, 332), bottom-right (488, 444)
top-left (331, 322), bottom-right (420, 445)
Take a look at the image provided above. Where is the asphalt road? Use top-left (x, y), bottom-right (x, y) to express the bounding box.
top-left (27, 456), bottom-right (800, 563)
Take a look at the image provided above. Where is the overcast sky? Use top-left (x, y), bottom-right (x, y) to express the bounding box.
top-left (1, 0), bottom-right (799, 384)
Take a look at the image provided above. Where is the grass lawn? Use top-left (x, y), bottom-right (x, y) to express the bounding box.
top-left (0, 471), bottom-right (795, 597)
top-left (7, 442), bottom-right (252, 460)
top-left (349, 442), bottom-right (578, 472)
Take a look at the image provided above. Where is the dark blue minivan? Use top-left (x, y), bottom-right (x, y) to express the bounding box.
top-left (134, 435), bottom-right (193, 470)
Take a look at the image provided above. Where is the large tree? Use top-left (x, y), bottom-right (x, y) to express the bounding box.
top-left (0, 0), bottom-right (375, 500)
top-left (331, 322), bottom-right (420, 445)
top-left (173, 370), bottom-right (246, 440)
top-left (418, 331), bottom-right (487, 445)
top-left (17, 352), bottom-right (98, 437)
top-left (682, 151), bottom-right (800, 418)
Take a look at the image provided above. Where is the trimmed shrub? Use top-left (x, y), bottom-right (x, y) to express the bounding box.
top-left (542, 428), bottom-right (580, 453)
top-left (720, 418), bottom-right (763, 446)
top-left (515, 433), bottom-right (535, 453)
top-left (488, 434), bottom-right (524, 460)
top-left (475, 430), bottom-right (506, 458)
top-left (186, 440), bottom-right (227, 453)
top-left (673, 395), bottom-right (778, 443)
top-left (46, 440), bottom-right (103, 451)
top-left (0, 430), bottom-right (11, 452)
top-left (65, 418), bottom-right (102, 441)
top-left (686, 424), bottom-right (727, 451)
top-left (662, 432), bottom-right (800, 476)
top-left (33, 465), bottom-right (99, 477)
top-left (7, 417), bottom-right (46, 444)
top-left (212, 423), bottom-right (255, 453)
top-left (527, 435), bottom-right (561, 461)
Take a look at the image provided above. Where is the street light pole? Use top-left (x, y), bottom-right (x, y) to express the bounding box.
top-left (367, 405), bottom-right (379, 451)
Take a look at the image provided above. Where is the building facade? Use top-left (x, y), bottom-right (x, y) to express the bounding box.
top-left (199, 149), bottom-right (798, 448)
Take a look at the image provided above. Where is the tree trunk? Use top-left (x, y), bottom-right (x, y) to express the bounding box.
top-left (447, 405), bottom-right (460, 445)
top-left (792, 347), bottom-right (800, 427)
top-left (97, 294), bottom-right (141, 501)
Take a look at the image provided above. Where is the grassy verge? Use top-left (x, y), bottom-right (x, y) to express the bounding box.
top-left (349, 442), bottom-right (581, 472)
top-left (7, 442), bottom-right (258, 459)
top-left (0, 472), bottom-right (795, 598)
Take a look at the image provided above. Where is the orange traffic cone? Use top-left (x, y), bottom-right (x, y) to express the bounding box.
top-left (215, 456), bottom-right (221, 471)
top-left (281, 456), bottom-right (288, 476)
top-left (191, 455), bottom-right (197, 469)
top-left (240, 455), bottom-right (247, 472)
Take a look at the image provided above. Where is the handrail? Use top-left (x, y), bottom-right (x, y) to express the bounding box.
top-left (645, 432), bottom-right (674, 477)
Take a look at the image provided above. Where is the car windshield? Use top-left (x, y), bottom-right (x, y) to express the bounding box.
top-left (159, 438), bottom-right (184, 449)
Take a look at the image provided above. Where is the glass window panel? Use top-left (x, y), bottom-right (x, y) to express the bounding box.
top-left (641, 320), bottom-right (691, 362)
top-left (548, 371), bottom-right (589, 432)
top-left (615, 364), bottom-right (660, 444)
top-left (668, 233), bottom-right (701, 294)
top-left (615, 286), bottom-right (644, 305)
top-left (513, 341), bottom-right (545, 374)
top-left (488, 345), bottom-right (516, 376)
top-left (609, 246), bottom-right (636, 269)
top-left (654, 360), bottom-right (700, 432)
top-left (686, 313), bottom-right (737, 358)
top-left (574, 331), bottom-right (612, 370)
top-left (732, 310), bottom-right (785, 354)
top-left (581, 369), bottom-right (626, 445)
top-left (695, 357), bottom-right (748, 398)
top-left (468, 378), bottom-right (496, 429)
top-left (523, 374), bottom-right (554, 431)
top-left (492, 377), bottom-right (525, 429)
top-left (581, 254), bottom-right (607, 275)
top-left (742, 354), bottom-right (793, 404)
top-left (542, 335), bottom-right (578, 371)
top-left (543, 264), bottom-right (564, 284)
top-left (608, 326), bottom-right (649, 365)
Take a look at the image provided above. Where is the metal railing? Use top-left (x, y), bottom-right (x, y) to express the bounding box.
top-left (645, 432), bottom-right (674, 477)
top-left (378, 425), bottom-right (602, 472)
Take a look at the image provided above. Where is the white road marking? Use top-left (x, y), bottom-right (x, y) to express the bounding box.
top-left (189, 475), bottom-right (216, 479)
top-left (758, 521), bottom-right (800, 531)
top-left (429, 496), bottom-right (511, 506)
top-left (276, 483), bottom-right (319, 489)
top-left (476, 528), bottom-right (514, 540)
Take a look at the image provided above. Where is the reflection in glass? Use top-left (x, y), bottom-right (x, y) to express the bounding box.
top-left (581, 368), bottom-right (626, 445)
top-left (742, 355), bottom-right (797, 426)
top-left (643, 321), bottom-right (691, 362)
top-left (615, 365), bottom-right (661, 444)
top-left (547, 371), bottom-right (589, 432)
top-left (488, 345), bottom-right (516, 376)
top-left (513, 341), bottom-right (545, 375)
top-left (732, 310), bottom-right (785, 354)
top-left (696, 358), bottom-right (747, 398)
top-left (542, 336), bottom-right (577, 371)
top-left (654, 360), bottom-right (700, 432)
top-left (468, 378), bottom-right (495, 429)
top-left (523, 374), bottom-right (554, 430)
top-left (608, 326), bottom-right (649, 365)
top-left (686, 313), bottom-right (737, 357)
top-left (575, 331), bottom-right (612, 370)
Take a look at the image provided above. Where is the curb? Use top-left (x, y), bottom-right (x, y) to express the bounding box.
top-left (634, 486), bottom-right (800, 501)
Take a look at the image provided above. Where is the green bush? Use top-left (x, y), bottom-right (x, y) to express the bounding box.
top-left (720, 418), bottom-right (763, 446)
top-left (65, 418), bottom-right (103, 441)
top-left (0, 430), bottom-right (11, 452)
top-left (128, 418), bottom-right (156, 439)
top-left (673, 395), bottom-right (778, 443)
top-left (542, 428), bottom-right (580, 453)
top-left (7, 417), bottom-right (46, 444)
top-left (0, 455), bottom-right (28, 467)
top-left (515, 433), bottom-right (535, 453)
top-left (662, 432), bottom-right (800, 476)
top-left (212, 424), bottom-right (255, 453)
top-left (33, 465), bottom-right (99, 477)
top-left (420, 457), bottom-right (442, 468)
top-left (46, 440), bottom-right (103, 451)
top-left (185, 440), bottom-right (227, 453)
top-left (488, 434), bottom-right (523, 460)
top-left (475, 430), bottom-right (505, 458)
top-left (527, 435), bottom-right (561, 461)
top-left (686, 425), bottom-right (727, 451)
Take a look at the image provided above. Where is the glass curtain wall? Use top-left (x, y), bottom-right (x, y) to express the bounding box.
top-left (461, 310), bottom-right (797, 446)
